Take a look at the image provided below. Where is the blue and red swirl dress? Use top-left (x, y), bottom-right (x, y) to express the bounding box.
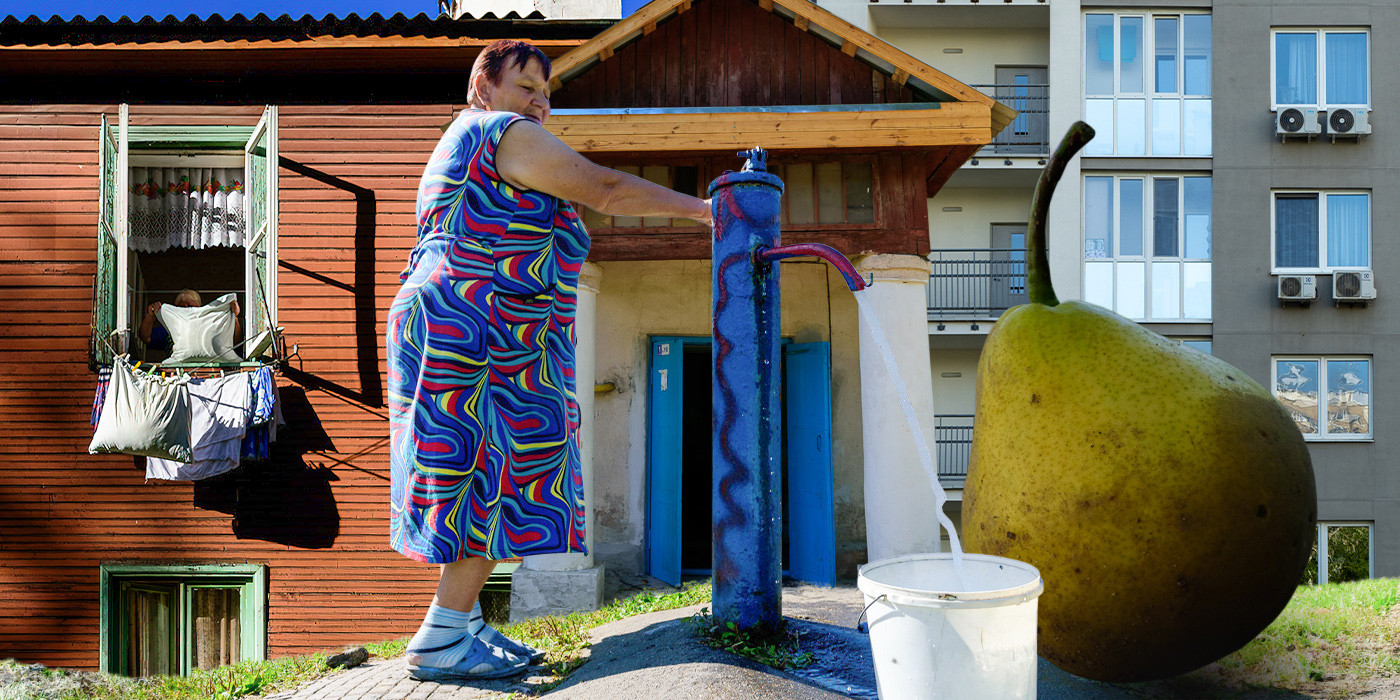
top-left (388, 109), bottom-right (589, 563)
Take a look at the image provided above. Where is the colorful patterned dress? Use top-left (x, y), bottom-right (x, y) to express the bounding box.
top-left (388, 109), bottom-right (589, 563)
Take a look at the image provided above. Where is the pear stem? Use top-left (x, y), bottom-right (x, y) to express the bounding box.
top-left (1027, 121), bottom-right (1096, 307)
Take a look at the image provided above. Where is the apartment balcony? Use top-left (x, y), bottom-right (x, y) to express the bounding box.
top-left (927, 249), bottom-right (1027, 322)
top-left (935, 414), bottom-right (974, 488)
top-left (969, 83), bottom-right (1048, 158)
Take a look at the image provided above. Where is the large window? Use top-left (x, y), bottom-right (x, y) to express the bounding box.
top-left (1305, 523), bottom-right (1373, 585)
top-left (1273, 29), bottom-right (1370, 108)
top-left (94, 105), bottom-right (279, 367)
top-left (1083, 174), bottom-right (1211, 320)
top-left (1085, 12), bottom-right (1212, 156)
top-left (1272, 356), bottom-right (1371, 440)
top-left (100, 564), bottom-right (267, 677)
top-left (1273, 191), bottom-right (1370, 273)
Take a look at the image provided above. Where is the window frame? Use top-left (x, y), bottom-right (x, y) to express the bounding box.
top-left (1082, 172), bottom-right (1213, 321)
top-left (1270, 189), bottom-right (1371, 274)
top-left (99, 563), bottom-right (268, 676)
top-left (1083, 11), bottom-right (1213, 157)
top-left (1271, 355), bottom-right (1373, 441)
top-left (1270, 28), bottom-right (1372, 110)
top-left (1313, 522), bottom-right (1374, 584)
top-left (93, 104), bottom-right (279, 368)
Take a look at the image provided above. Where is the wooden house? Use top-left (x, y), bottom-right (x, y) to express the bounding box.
top-left (0, 1), bottom-right (1006, 675)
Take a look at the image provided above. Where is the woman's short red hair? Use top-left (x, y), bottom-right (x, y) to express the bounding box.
top-left (468, 40), bottom-right (551, 103)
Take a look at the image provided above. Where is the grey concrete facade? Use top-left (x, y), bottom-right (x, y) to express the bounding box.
top-left (1213, 0), bottom-right (1399, 576)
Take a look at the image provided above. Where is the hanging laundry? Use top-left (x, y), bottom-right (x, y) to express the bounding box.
top-left (146, 371), bottom-right (254, 481)
top-left (90, 358), bottom-right (192, 462)
top-left (239, 367), bottom-right (282, 461)
top-left (91, 365), bottom-right (113, 428)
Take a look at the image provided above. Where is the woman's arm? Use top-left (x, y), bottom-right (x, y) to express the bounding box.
top-left (495, 120), bottom-right (713, 228)
top-left (138, 302), bottom-right (161, 344)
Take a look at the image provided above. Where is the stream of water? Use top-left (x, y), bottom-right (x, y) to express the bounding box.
top-left (853, 289), bottom-right (967, 589)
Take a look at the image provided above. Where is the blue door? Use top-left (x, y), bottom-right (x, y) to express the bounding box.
top-left (647, 338), bottom-right (834, 586)
top-left (784, 342), bottom-right (836, 585)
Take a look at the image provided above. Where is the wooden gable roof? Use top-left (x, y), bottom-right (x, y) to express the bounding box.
top-left (542, 0), bottom-right (1015, 155)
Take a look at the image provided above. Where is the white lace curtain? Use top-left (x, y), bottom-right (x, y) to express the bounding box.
top-left (129, 167), bottom-right (245, 253)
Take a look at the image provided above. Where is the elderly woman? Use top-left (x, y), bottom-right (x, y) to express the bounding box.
top-left (387, 40), bottom-right (711, 681)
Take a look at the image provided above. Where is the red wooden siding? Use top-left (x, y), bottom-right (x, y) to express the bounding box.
top-left (551, 0), bottom-right (919, 109)
top-left (0, 104), bottom-right (460, 668)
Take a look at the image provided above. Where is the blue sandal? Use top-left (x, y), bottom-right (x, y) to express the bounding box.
top-left (470, 602), bottom-right (545, 664)
top-left (407, 637), bottom-right (528, 681)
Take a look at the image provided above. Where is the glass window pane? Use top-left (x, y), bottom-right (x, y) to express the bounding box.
top-left (1183, 261), bottom-right (1211, 319)
top-left (1326, 194), bottom-right (1369, 268)
top-left (191, 587), bottom-right (242, 671)
top-left (1086, 14), bottom-right (1116, 96)
top-left (1323, 525), bottom-right (1372, 582)
top-left (1326, 359), bottom-right (1370, 436)
top-left (1117, 99), bottom-right (1146, 155)
top-left (1276, 359), bottom-right (1320, 434)
top-left (844, 162), bottom-right (874, 224)
top-left (1084, 261), bottom-right (1115, 309)
top-left (1152, 261), bottom-right (1181, 319)
top-left (1116, 261), bottom-right (1145, 318)
top-left (612, 166), bottom-right (642, 228)
top-left (816, 163), bottom-right (844, 224)
top-left (785, 163), bottom-right (815, 225)
top-left (1153, 178), bottom-right (1180, 257)
top-left (1184, 177), bottom-right (1211, 259)
top-left (1119, 179), bottom-right (1143, 256)
top-left (1182, 339), bottom-right (1212, 355)
top-left (1155, 18), bottom-right (1178, 93)
top-left (1085, 176), bottom-right (1114, 258)
top-left (1183, 15), bottom-right (1212, 95)
top-left (1275, 194), bottom-right (1319, 268)
top-left (1152, 98), bottom-right (1181, 155)
top-left (579, 205), bottom-right (610, 229)
top-left (1085, 99), bottom-right (1115, 155)
top-left (1183, 99), bottom-right (1212, 156)
top-left (1326, 33), bottom-right (1368, 105)
top-left (1276, 33), bottom-right (1318, 105)
top-left (641, 165), bottom-right (671, 227)
top-left (125, 585), bottom-right (175, 678)
top-left (1120, 17), bottom-right (1144, 93)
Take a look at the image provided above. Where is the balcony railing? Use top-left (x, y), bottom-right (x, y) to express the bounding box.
top-left (936, 414), bottom-right (974, 481)
top-left (927, 249), bottom-right (1027, 319)
top-left (970, 84), bottom-right (1049, 155)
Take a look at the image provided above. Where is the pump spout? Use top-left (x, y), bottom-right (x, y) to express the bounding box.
top-left (758, 243), bottom-right (868, 292)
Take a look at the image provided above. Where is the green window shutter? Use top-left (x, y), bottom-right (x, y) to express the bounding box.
top-left (128, 125), bottom-right (256, 150)
top-left (244, 106), bottom-right (279, 339)
top-left (93, 113), bottom-right (119, 366)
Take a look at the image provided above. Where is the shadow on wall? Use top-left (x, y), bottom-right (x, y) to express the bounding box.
top-left (193, 385), bottom-right (340, 549)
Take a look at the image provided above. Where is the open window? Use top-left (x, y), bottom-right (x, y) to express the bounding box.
top-left (93, 105), bottom-right (279, 367)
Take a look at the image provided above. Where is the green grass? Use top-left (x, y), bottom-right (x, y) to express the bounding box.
top-left (688, 607), bottom-right (815, 670)
top-left (1216, 577), bottom-right (1400, 691)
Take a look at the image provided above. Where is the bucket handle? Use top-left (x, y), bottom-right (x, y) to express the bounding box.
top-left (855, 594), bottom-right (887, 633)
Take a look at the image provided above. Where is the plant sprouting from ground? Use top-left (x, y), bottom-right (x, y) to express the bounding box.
top-left (688, 607), bottom-right (814, 670)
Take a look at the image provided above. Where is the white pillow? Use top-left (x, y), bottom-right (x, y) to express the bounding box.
top-left (89, 359), bottom-right (193, 462)
top-left (158, 292), bottom-right (242, 364)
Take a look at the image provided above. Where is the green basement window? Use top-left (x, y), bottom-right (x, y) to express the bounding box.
top-left (100, 564), bottom-right (268, 677)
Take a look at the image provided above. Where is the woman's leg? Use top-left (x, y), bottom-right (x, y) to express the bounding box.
top-left (434, 557), bottom-right (498, 612)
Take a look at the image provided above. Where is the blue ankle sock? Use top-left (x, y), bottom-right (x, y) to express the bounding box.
top-left (407, 604), bottom-right (477, 667)
top-left (468, 602), bottom-right (487, 636)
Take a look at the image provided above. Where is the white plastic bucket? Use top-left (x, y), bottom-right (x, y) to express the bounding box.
top-left (858, 553), bottom-right (1043, 699)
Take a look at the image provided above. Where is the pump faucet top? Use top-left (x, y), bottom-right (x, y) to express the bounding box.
top-left (738, 147), bottom-right (769, 173)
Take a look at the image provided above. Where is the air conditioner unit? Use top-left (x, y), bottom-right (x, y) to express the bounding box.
top-left (1278, 274), bottom-right (1317, 303)
top-left (1276, 107), bottom-right (1321, 139)
top-left (1327, 107), bottom-right (1372, 138)
top-left (1334, 271), bottom-right (1376, 303)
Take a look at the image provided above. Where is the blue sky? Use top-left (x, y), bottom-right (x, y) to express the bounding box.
top-left (4, 0), bottom-right (438, 21)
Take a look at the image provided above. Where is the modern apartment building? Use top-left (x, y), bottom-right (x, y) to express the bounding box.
top-left (815, 0), bottom-right (1391, 580)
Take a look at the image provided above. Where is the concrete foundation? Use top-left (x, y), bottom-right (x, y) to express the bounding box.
top-left (509, 565), bottom-right (606, 621)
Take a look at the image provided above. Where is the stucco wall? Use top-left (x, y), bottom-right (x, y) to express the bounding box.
top-left (872, 28), bottom-right (1049, 86)
top-left (588, 259), bottom-right (869, 580)
top-left (928, 188), bottom-right (1035, 250)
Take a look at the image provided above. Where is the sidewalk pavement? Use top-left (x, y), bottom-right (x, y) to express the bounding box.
top-left (266, 584), bottom-right (1319, 700)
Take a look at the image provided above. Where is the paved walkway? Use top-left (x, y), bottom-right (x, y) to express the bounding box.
top-left (264, 584), bottom-right (1337, 700)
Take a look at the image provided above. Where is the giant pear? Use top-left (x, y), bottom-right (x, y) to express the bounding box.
top-left (963, 122), bottom-right (1317, 682)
